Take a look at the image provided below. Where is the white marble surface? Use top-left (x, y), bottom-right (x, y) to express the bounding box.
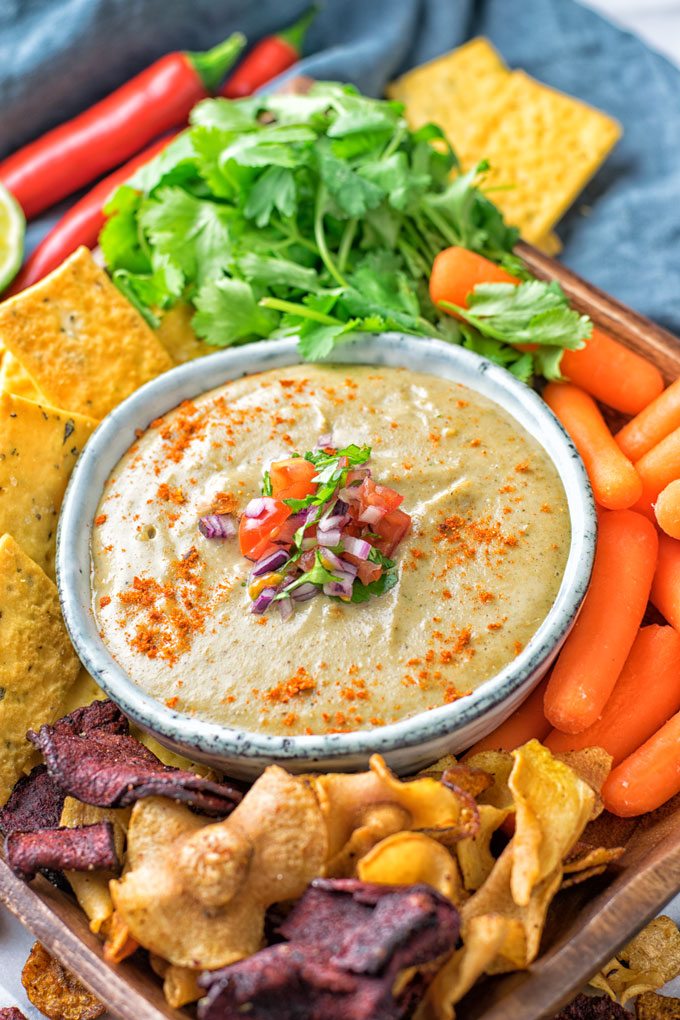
top-left (3, 1), bottom-right (680, 1014)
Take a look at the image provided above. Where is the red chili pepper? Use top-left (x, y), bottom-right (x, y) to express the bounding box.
top-left (221, 6), bottom-right (317, 99)
top-left (0, 33), bottom-right (245, 221)
top-left (7, 133), bottom-right (179, 296)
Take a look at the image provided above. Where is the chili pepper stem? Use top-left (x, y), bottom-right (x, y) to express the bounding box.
top-left (187, 32), bottom-right (246, 93)
top-left (277, 5), bottom-right (319, 54)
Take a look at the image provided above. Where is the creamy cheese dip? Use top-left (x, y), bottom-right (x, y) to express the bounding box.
top-left (92, 364), bottom-right (569, 735)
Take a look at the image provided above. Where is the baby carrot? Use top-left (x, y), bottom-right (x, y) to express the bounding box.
top-left (543, 383), bottom-right (642, 510)
top-left (545, 625), bottom-right (680, 765)
top-left (560, 328), bottom-right (664, 416)
top-left (650, 531), bottom-right (680, 631)
top-left (463, 676), bottom-right (551, 757)
top-left (616, 377), bottom-right (680, 461)
top-left (655, 480), bottom-right (680, 539)
top-left (429, 245), bottom-right (516, 310)
top-left (633, 426), bottom-right (680, 518)
top-left (429, 247), bottom-right (663, 414)
top-left (602, 709), bottom-right (680, 817)
top-left (544, 509), bottom-right (658, 734)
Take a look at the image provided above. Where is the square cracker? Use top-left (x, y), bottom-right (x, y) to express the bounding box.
top-left (0, 533), bottom-right (80, 804)
top-left (0, 391), bottom-right (97, 578)
top-left (387, 38), bottom-right (510, 167)
top-left (0, 246), bottom-right (173, 419)
top-left (454, 70), bottom-right (621, 242)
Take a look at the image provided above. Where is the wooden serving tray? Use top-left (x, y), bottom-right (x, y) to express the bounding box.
top-left (2, 244), bottom-right (680, 1020)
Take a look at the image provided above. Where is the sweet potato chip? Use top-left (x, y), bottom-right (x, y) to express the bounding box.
top-left (509, 740), bottom-right (595, 906)
top-left (357, 832), bottom-right (464, 904)
top-left (29, 713), bottom-right (241, 815)
top-left (6, 820), bottom-right (120, 881)
top-left (0, 392), bottom-right (97, 578)
top-left (112, 766), bottom-right (328, 969)
top-left (199, 879), bottom-right (459, 1020)
top-left (22, 942), bottom-right (104, 1020)
top-left (0, 534), bottom-right (80, 803)
top-left (0, 247), bottom-right (173, 418)
top-left (0, 765), bottom-right (64, 836)
top-left (552, 993), bottom-right (629, 1019)
top-left (636, 991), bottom-right (680, 1019)
top-left (60, 796), bottom-right (130, 934)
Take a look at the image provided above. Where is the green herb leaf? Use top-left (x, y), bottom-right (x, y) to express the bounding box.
top-left (350, 567), bottom-right (399, 603)
top-left (192, 277), bottom-right (278, 346)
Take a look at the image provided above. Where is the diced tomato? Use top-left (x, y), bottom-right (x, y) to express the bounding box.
top-left (374, 508), bottom-right (411, 556)
top-left (238, 498), bottom-right (292, 561)
top-left (359, 477), bottom-right (404, 513)
top-left (357, 560), bottom-right (383, 585)
top-left (270, 457), bottom-right (317, 500)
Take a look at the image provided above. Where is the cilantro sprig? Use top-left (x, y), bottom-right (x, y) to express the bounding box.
top-left (100, 83), bottom-right (535, 372)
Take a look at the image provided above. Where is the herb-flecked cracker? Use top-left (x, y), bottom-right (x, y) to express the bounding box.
top-left (0, 391), bottom-right (97, 577)
top-left (0, 246), bottom-right (173, 418)
top-left (0, 346), bottom-right (41, 400)
top-left (0, 534), bottom-right (80, 805)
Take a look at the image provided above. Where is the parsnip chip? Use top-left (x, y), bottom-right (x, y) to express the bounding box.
top-left (561, 842), bottom-right (625, 889)
top-left (0, 534), bottom-right (80, 803)
top-left (590, 916), bottom-right (680, 1004)
top-left (556, 747), bottom-right (613, 819)
top-left (324, 802), bottom-right (411, 877)
top-left (163, 966), bottom-right (202, 1008)
top-left (456, 803), bottom-right (512, 892)
top-left (0, 247), bottom-right (173, 418)
top-left (59, 797), bottom-right (131, 934)
top-left (357, 831), bottom-right (464, 904)
top-left (155, 302), bottom-right (209, 364)
top-left (111, 766), bottom-right (328, 969)
top-left (0, 392), bottom-right (97, 577)
top-left (465, 750), bottom-right (514, 810)
top-left (509, 740), bottom-right (594, 906)
top-left (21, 942), bottom-right (104, 1020)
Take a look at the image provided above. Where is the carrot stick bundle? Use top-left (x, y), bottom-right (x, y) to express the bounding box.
top-left (602, 709), bottom-right (680, 817)
top-left (543, 383), bottom-right (642, 510)
top-left (463, 676), bottom-right (551, 757)
top-left (544, 509), bottom-right (658, 734)
top-left (545, 625), bottom-right (680, 764)
top-left (655, 480), bottom-right (680, 539)
top-left (633, 426), bottom-right (680, 518)
top-left (429, 246), bottom-right (663, 414)
top-left (616, 377), bottom-right (680, 461)
top-left (650, 531), bottom-right (680, 631)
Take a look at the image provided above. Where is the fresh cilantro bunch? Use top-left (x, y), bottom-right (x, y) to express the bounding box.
top-left (99, 81), bottom-right (585, 380)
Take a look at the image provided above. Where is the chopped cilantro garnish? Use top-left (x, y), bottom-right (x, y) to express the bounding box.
top-left (261, 469), bottom-right (272, 496)
top-left (350, 566), bottom-right (399, 603)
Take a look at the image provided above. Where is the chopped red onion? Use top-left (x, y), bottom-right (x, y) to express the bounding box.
top-left (316, 433), bottom-right (333, 448)
top-left (333, 499), bottom-right (349, 516)
top-left (300, 550), bottom-right (316, 571)
top-left (320, 549), bottom-right (357, 576)
top-left (323, 573), bottom-right (355, 599)
top-left (318, 514), bottom-right (349, 533)
top-left (198, 514), bottom-right (236, 539)
top-left (358, 505), bottom-right (385, 525)
top-left (342, 536), bottom-right (372, 560)
top-left (291, 582), bottom-right (318, 602)
top-left (250, 587), bottom-right (277, 614)
top-left (244, 497), bottom-right (276, 519)
top-left (251, 549), bottom-right (289, 576)
top-left (346, 467), bottom-right (371, 485)
top-left (278, 596), bottom-right (294, 622)
top-left (318, 528), bottom-right (342, 547)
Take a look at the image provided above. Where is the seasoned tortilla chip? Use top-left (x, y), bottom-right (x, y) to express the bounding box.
top-left (58, 669), bottom-right (106, 718)
top-left (60, 797), bottom-right (131, 934)
top-left (0, 392), bottom-right (97, 577)
top-left (0, 349), bottom-right (41, 400)
top-left (22, 942), bottom-right (104, 1020)
top-left (0, 247), bottom-right (173, 418)
top-left (6, 821), bottom-right (120, 881)
top-left (0, 534), bottom-right (80, 804)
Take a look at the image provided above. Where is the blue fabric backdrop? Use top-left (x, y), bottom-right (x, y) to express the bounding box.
top-left (2, 0), bottom-right (680, 333)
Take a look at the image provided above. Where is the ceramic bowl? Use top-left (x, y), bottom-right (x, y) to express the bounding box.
top-left (57, 333), bottom-right (596, 779)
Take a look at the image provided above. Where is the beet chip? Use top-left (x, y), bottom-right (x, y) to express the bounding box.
top-left (48, 699), bottom-right (130, 738)
top-left (198, 879), bottom-right (459, 1020)
top-left (6, 821), bottom-right (120, 882)
top-left (29, 720), bottom-right (241, 816)
top-left (0, 765), bottom-right (64, 836)
top-left (0, 1009), bottom-right (27, 1019)
top-left (552, 994), bottom-right (630, 1020)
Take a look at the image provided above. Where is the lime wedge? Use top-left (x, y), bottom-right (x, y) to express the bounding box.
top-left (0, 182), bottom-right (25, 292)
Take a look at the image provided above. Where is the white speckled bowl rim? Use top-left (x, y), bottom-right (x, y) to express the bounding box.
top-left (57, 333), bottom-right (596, 766)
